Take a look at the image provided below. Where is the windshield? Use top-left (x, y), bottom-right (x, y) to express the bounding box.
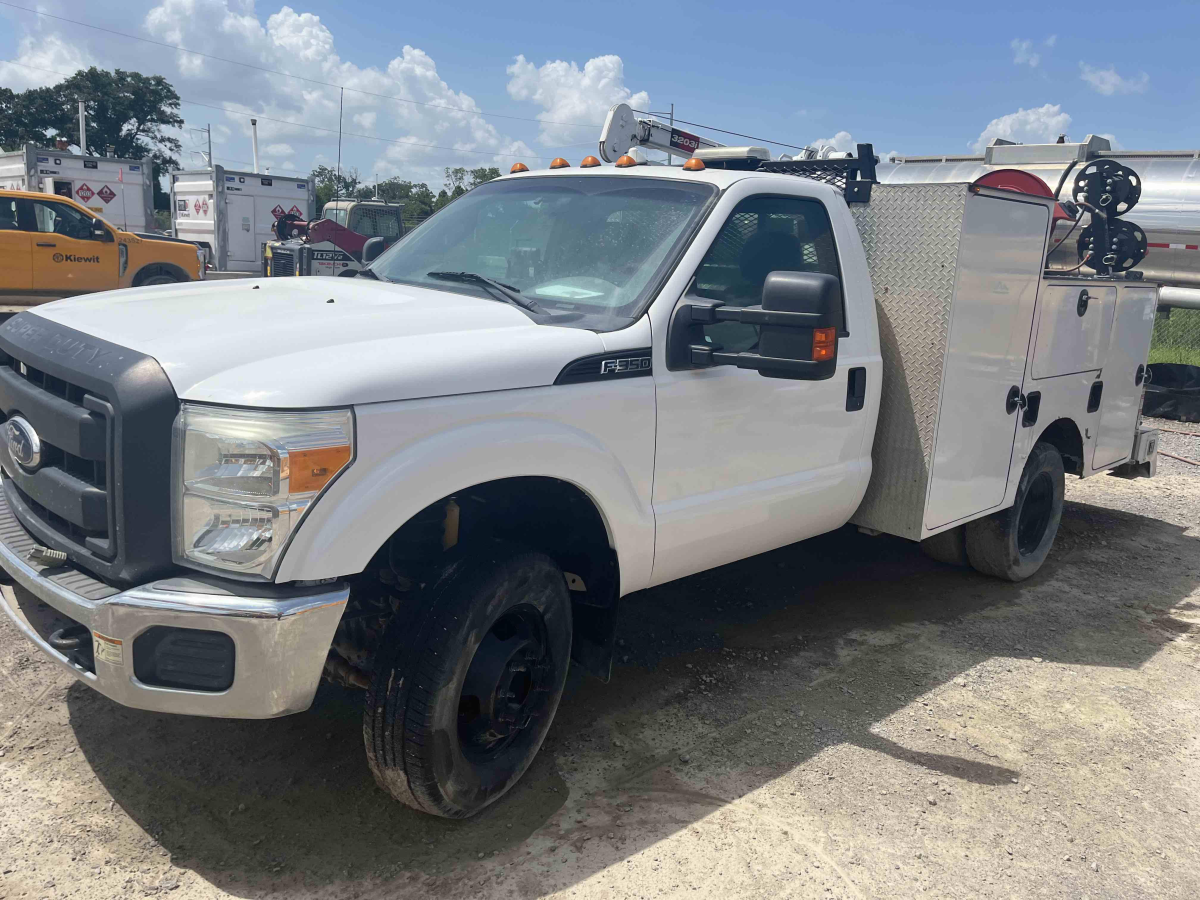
top-left (369, 175), bottom-right (717, 330)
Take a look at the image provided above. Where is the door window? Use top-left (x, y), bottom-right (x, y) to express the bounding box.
top-left (0, 198), bottom-right (18, 230)
top-left (29, 199), bottom-right (95, 240)
top-left (691, 196), bottom-right (841, 352)
top-left (349, 206), bottom-right (402, 237)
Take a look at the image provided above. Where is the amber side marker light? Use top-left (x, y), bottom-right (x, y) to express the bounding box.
top-left (549, 157), bottom-right (570, 169)
top-left (580, 156), bottom-right (601, 168)
top-left (682, 157), bottom-right (705, 171)
top-left (615, 155), bottom-right (637, 168)
top-left (813, 327), bottom-right (837, 362)
top-left (510, 162), bottom-right (529, 174)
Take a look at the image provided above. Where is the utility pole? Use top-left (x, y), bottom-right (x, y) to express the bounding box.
top-left (666, 103), bottom-right (675, 166)
top-left (207, 124), bottom-right (213, 169)
top-left (78, 100), bottom-right (86, 155)
top-left (250, 119), bottom-right (259, 173)
top-left (335, 87), bottom-right (344, 203)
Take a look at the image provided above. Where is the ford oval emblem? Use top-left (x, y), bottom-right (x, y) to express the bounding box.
top-left (5, 416), bottom-right (42, 471)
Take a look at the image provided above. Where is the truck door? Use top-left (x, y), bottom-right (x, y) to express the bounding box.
top-left (0, 196), bottom-right (32, 295)
top-left (1092, 285), bottom-right (1158, 469)
top-left (26, 197), bottom-right (119, 296)
top-left (649, 192), bottom-right (872, 586)
top-left (226, 194), bottom-right (256, 264)
top-left (924, 195), bottom-right (1049, 530)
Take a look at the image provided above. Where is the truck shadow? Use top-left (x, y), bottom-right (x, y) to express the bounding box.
top-left (65, 495), bottom-right (1200, 898)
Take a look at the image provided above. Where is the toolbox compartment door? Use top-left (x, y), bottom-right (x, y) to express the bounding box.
top-left (1092, 285), bottom-right (1158, 470)
top-left (924, 195), bottom-right (1049, 531)
top-left (1031, 284), bottom-right (1116, 379)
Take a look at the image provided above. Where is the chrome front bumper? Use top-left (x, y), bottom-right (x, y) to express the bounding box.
top-left (0, 531), bottom-right (348, 719)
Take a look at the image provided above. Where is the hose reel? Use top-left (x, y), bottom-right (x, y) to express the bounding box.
top-left (1077, 219), bottom-right (1148, 273)
top-left (1070, 159), bottom-right (1146, 275)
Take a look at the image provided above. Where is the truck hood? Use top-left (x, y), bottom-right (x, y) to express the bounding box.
top-left (31, 277), bottom-right (605, 407)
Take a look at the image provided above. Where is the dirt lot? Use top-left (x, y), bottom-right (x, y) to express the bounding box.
top-left (2, 432), bottom-right (1199, 900)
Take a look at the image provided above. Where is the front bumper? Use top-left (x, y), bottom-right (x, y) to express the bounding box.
top-left (0, 504), bottom-right (348, 719)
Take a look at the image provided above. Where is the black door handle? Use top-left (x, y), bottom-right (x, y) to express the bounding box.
top-left (846, 367), bottom-right (867, 411)
top-left (1077, 289), bottom-right (1090, 317)
top-left (1005, 385), bottom-right (1026, 415)
top-left (36, 242), bottom-right (56, 247)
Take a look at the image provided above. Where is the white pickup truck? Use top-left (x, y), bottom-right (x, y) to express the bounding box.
top-left (0, 139), bottom-right (1160, 819)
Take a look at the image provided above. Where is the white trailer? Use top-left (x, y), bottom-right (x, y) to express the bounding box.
top-left (170, 166), bottom-right (316, 272)
top-left (0, 143), bottom-right (153, 233)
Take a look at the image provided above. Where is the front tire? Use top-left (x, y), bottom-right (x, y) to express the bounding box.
top-left (965, 442), bottom-right (1065, 582)
top-left (363, 544), bottom-right (572, 818)
top-left (139, 273), bottom-right (179, 286)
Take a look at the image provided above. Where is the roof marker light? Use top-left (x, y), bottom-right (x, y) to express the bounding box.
top-left (510, 162), bottom-right (529, 174)
top-left (682, 157), bottom-right (705, 171)
top-left (549, 157), bottom-right (570, 169)
top-left (580, 156), bottom-right (600, 168)
top-left (615, 155), bottom-right (637, 168)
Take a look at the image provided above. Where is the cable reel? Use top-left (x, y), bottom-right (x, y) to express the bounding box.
top-left (1071, 159), bottom-right (1142, 216)
top-left (1077, 219), bottom-right (1148, 273)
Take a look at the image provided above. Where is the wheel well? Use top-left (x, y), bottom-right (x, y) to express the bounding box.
top-left (1037, 418), bottom-right (1084, 476)
top-left (132, 262), bottom-right (188, 286)
top-left (331, 477), bottom-right (620, 687)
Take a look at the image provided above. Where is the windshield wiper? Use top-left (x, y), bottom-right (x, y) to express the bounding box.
top-left (356, 267), bottom-right (381, 280)
top-left (426, 271), bottom-right (545, 314)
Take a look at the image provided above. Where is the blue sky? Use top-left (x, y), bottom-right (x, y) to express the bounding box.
top-left (1, 0), bottom-right (1194, 189)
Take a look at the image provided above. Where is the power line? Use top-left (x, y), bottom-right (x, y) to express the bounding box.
top-left (0, 1), bottom-right (602, 129)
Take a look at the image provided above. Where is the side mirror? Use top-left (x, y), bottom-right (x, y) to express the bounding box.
top-left (91, 221), bottom-right (113, 242)
top-left (667, 271), bottom-right (843, 380)
top-left (362, 236), bottom-right (386, 264)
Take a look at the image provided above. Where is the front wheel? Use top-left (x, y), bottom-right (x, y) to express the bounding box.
top-left (363, 544), bottom-right (572, 818)
top-left (965, 441), bottom-right (1065, 582)
top-left (139, 273), bottom-right (179, 286)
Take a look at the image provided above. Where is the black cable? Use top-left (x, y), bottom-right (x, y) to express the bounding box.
top-left (638, 111), bottom-right (807, 151)
top-left (1045, 209), bottom-right (1085, 269)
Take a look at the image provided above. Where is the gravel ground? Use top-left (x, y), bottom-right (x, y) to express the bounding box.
top-left (2, 461), bottom-right (1199, 900)
top-left (1144, 416), bottom-right (1200, 477)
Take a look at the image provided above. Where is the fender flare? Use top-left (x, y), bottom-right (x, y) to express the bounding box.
top-left (274, 415), bottom-right (655, 593)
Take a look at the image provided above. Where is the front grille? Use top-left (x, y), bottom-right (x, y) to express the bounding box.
top-left (0, 353), bottom-right (112, 554)
top-left (270, 249), bottom-right (295, 276)
top-left (0, 313), bottom-right (180, 586)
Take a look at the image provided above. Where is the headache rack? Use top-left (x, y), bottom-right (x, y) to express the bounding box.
top-left (755, 145), bottom-right (878, 202)
top-left (597, 103), bottom-right (879, 202)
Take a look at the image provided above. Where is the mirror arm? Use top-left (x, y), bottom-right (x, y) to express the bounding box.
top-left (687, 345), bottom-right (829, 376)
top-left (692, 302), bottom-right (828, 328)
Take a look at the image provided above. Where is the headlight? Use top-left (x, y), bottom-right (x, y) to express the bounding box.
top-left (172, 404), bottom-right (354, 579)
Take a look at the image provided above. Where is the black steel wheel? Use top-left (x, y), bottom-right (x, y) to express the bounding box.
top-left (364, 543), bottom-right (571, 818)
top-left (965, 442), bottom-right (1065, 582)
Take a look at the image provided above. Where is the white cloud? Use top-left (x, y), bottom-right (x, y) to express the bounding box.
top-left (0, 33), bottom-right (93, 90)
top-left (812, 131), bottom-right (855, 153)
top-left (1079, 63), bottom-right (1149, 96)
top-left (971, 104), bottom-right (1071, 153)
top-left (136, 2), bottom-right (539, 182)
top-left (1011, 35), bottom-right (1057, 68)
top-left (506, 54), bottom-right (649, 146)
top-left (1011, 39), bottom-right (1040, 68)
top-left (1096, 132), bottom-right (1124, 151)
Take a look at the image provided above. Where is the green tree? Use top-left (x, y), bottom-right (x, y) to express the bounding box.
top-left (434, 166), bottom-right (500, 211)
top-left (312, 165), bottom-right (362, 211)
top-left (0, 68), bottom-right (184, 210)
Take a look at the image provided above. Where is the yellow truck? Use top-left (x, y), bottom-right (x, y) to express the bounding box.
top-left (0, 189), bottom-right (205, 308)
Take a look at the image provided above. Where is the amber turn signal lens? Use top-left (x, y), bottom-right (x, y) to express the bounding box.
top-left (812, 327), bottom-right (837, 362)
top-left (615, 155), bottom-right (637, 168)
top-left (682, 157), bottom-right (705, 171)
top-left (287, 444), bottom-right (353, 493)
top-left (510, 162), bottom-right (529, 174)
top-left (580, 155), bottom-right (601, 168)
top-left (549, 157), bottom-right (570, 169)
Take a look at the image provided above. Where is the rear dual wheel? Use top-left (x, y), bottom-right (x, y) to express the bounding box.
top-left (363, 544), bottom-right (571, 818)
top-left (964, 441), bottom-right (1065, 582)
